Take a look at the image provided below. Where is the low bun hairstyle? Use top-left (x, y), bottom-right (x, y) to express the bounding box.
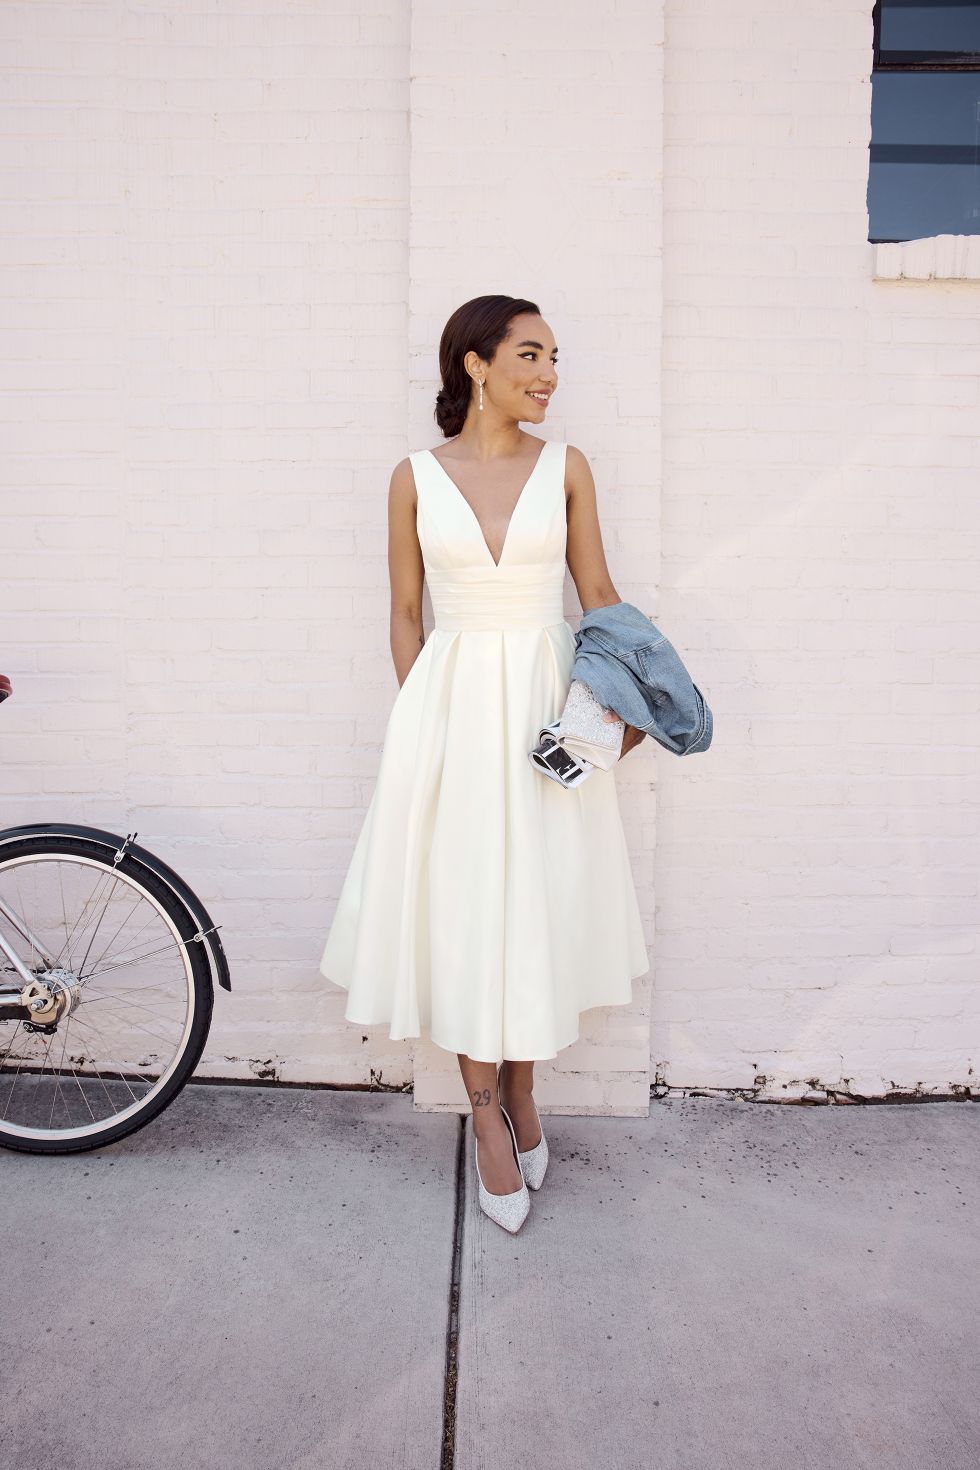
top-left (434, 294), bottom-right (541, 438)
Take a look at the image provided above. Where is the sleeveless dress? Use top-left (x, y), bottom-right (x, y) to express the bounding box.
top-left (318, 437), bottom-right (649, 1063)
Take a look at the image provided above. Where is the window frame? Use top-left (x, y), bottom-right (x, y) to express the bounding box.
top-left (869, 0), bottom-right (980, 271)
top-left (872, 0), bottom-right (980, 70)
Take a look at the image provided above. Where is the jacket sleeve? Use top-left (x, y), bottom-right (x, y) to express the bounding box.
top-left (636, 636), bottom-right (713, 755)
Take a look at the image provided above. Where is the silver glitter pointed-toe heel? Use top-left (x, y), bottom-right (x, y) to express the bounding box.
top-left (474, 1106), bottom-right (530, 1234)
top-left (518, 1110), bottom-right (549, 1190)
top-left (497, 1064), bottom-right (549, 1190)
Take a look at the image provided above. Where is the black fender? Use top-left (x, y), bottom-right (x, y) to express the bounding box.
top-left (0, 822), bottom-right (231, 992)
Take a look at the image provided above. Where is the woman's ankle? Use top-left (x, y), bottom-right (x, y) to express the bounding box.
top-left (471, 1103), bottom-right (509, 1140)
top-left (499, 1059), bottom-right (534, 1098)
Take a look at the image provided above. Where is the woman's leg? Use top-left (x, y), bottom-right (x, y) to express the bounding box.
top-left (457, 1054), bottom-right (523, 1194)
top-left (497, 1059), bottom-right (542, 1151)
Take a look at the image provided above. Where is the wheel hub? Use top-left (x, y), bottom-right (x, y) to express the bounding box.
top-left (22, 968), bottom-right (80, 1029)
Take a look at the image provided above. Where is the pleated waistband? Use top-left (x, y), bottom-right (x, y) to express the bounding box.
top-left (427, 565), bottom-right (567, 631)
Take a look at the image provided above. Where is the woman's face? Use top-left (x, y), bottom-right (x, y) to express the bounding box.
top-left (472, 313), bottom-right (559, 424)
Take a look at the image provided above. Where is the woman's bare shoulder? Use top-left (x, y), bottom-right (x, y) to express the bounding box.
top-left (563, 443), bottom-right (595, 500)
top-left (389, 455), bottom-right (419, 510)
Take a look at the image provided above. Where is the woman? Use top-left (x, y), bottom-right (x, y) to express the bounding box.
top-left (320, 295), bottom-right (649, 1233)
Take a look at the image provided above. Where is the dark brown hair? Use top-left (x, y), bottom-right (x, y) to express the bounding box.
top-left (434, 294), bottom-right (541, 438)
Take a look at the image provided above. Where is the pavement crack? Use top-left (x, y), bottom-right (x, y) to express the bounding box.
top-left (440, 1114), bottom-right (466, 1470)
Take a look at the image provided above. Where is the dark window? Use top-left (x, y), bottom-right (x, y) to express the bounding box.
top-left (868, 1), bottom-right (980, 243)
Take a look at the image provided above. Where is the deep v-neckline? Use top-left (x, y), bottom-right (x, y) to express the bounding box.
top-left (425, 439), bottom-right (549, 569)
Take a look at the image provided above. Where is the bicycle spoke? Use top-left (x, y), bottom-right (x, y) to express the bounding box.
top-left (80, 932), bottom-right (197, 983)
top-left (63, 1012), bottom-right (149, 1103)
top-left (53, 864), bottom-right (120, 971)
top-left (83, 889), bottom-right (157, 978)
top-left (12, 865), bottom-right (39, 969)
top-left (48, 1018), bottom-right (94, 1128)
top-left (76, 996), bottom-right (183, 1050)
top-left (73, 871), bottom-right (126, 980)
top-left (0, 1022), bottom-right (43, 1120)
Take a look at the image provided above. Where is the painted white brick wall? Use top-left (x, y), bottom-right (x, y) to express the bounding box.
top-left (656, 0), bottom-right (980, 1099)
top-left (1, 0), bottom-right (415, 1087)
top-left (3, 1), bottom-right (975, 1107)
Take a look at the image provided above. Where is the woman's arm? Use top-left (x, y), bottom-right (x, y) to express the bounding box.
top-left (387, 457), bottom-right (426, 688)
top-left (564, 444), bottom-right (646, 759)
top-left (564, 444), bottom-right (621, 612)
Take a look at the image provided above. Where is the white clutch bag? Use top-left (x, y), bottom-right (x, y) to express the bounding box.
top-left (527, 679), bottom-right (625, 788)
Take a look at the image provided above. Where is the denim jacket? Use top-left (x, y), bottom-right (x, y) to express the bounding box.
top-left (571, 601), bottom-right (713, 756)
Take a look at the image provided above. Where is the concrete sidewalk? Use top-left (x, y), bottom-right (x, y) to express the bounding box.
top-left (3, 1085), bottom-right (977, 1469)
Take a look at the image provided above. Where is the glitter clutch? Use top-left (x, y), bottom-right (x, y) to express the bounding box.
top-left (527, 679), bottom-right (625, 788)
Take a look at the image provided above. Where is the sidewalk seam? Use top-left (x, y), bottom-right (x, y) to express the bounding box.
top-left (440, 1114), bottom-right (466, 1470)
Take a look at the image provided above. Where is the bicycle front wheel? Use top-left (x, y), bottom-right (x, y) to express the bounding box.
top-left (0, 832), bottom-right (214, 1154)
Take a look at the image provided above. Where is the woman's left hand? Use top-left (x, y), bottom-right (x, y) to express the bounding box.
top-left (619, 723), bottom-right (646, 758)
top-left (603, 709), bottom-right (646, 759)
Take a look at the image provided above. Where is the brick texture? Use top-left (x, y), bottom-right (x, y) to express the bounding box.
top-left (656, 0), bottom-right (980, 1099)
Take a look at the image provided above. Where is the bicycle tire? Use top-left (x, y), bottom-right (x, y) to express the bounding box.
top-left (0, 832), bottom-right (215, 1155)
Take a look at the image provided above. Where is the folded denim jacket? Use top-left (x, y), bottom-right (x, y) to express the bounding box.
top-left (570, 601), bottom-right (713, 757)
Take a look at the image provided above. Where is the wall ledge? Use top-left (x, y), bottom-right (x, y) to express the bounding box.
top-left (873, 234), bottom-right (980, 281)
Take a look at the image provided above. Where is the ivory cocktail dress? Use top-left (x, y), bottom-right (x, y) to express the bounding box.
top-left (319, 438), bottom-right (649, 1063)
